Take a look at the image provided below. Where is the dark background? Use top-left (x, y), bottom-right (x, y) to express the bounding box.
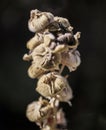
top-left (0, 0), bottom-right (106, 130)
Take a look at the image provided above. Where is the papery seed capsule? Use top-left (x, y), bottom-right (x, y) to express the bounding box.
top-left (26, 101), bottom-right (41, 122)
top-left (28, 64), bottom-right (46, 79)
top-left (26, 33), bottom-right (43, 50)
top-left (36, 72), bottom-right (68, 98)
top-left (24, 43), bottom-right (61, 71)
top-left (26, 98), bottom-right (52, 122)
top-left (61, 49), bottom-right (81, 72)
top-left (41, 52), bottom-right (61, 70)
top-left (30, 44), bottom-right (61, 71)
top-left (28, 9), bottom-right (54, 32)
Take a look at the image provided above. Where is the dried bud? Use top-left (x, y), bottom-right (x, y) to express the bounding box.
top-left (36, 72), bottom-right (69, 98)
top-left (28, 9), bottom-right (54, 32)
top-left (26, 98), bottom-right (52, 122)
top-left (61, 50), bottom-right (81, 72)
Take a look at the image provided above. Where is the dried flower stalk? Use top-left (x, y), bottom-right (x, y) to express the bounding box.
top-left (23, 9), bottom-right (81, 130)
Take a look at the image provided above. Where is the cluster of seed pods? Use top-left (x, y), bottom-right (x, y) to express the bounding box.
top-left (23, 9), bottom-right (81, 130)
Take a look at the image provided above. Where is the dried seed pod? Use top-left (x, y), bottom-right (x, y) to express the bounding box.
top-left (41, 53), bottom-right (61, 70)
top-left (28, 9), bottom-right (54, 32)
top-left (26, 33), bottom-right (43, 50)
top-left (36, 72), bottom-right (69, 98)
top-left (28, 64), bottom-right (46, 79)
top-left (26, 98), bottom-right (52, 122)
top-left (30, 44), bottom-right (61, 71)
top-left (61, 49), bottom-right (81, 72)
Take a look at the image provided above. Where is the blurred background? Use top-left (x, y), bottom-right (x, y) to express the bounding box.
top-left (0, 0), bottom-right (106, 130)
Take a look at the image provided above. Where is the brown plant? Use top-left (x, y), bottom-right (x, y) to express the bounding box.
top-left (23, 9), bottom-right (81, 130)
